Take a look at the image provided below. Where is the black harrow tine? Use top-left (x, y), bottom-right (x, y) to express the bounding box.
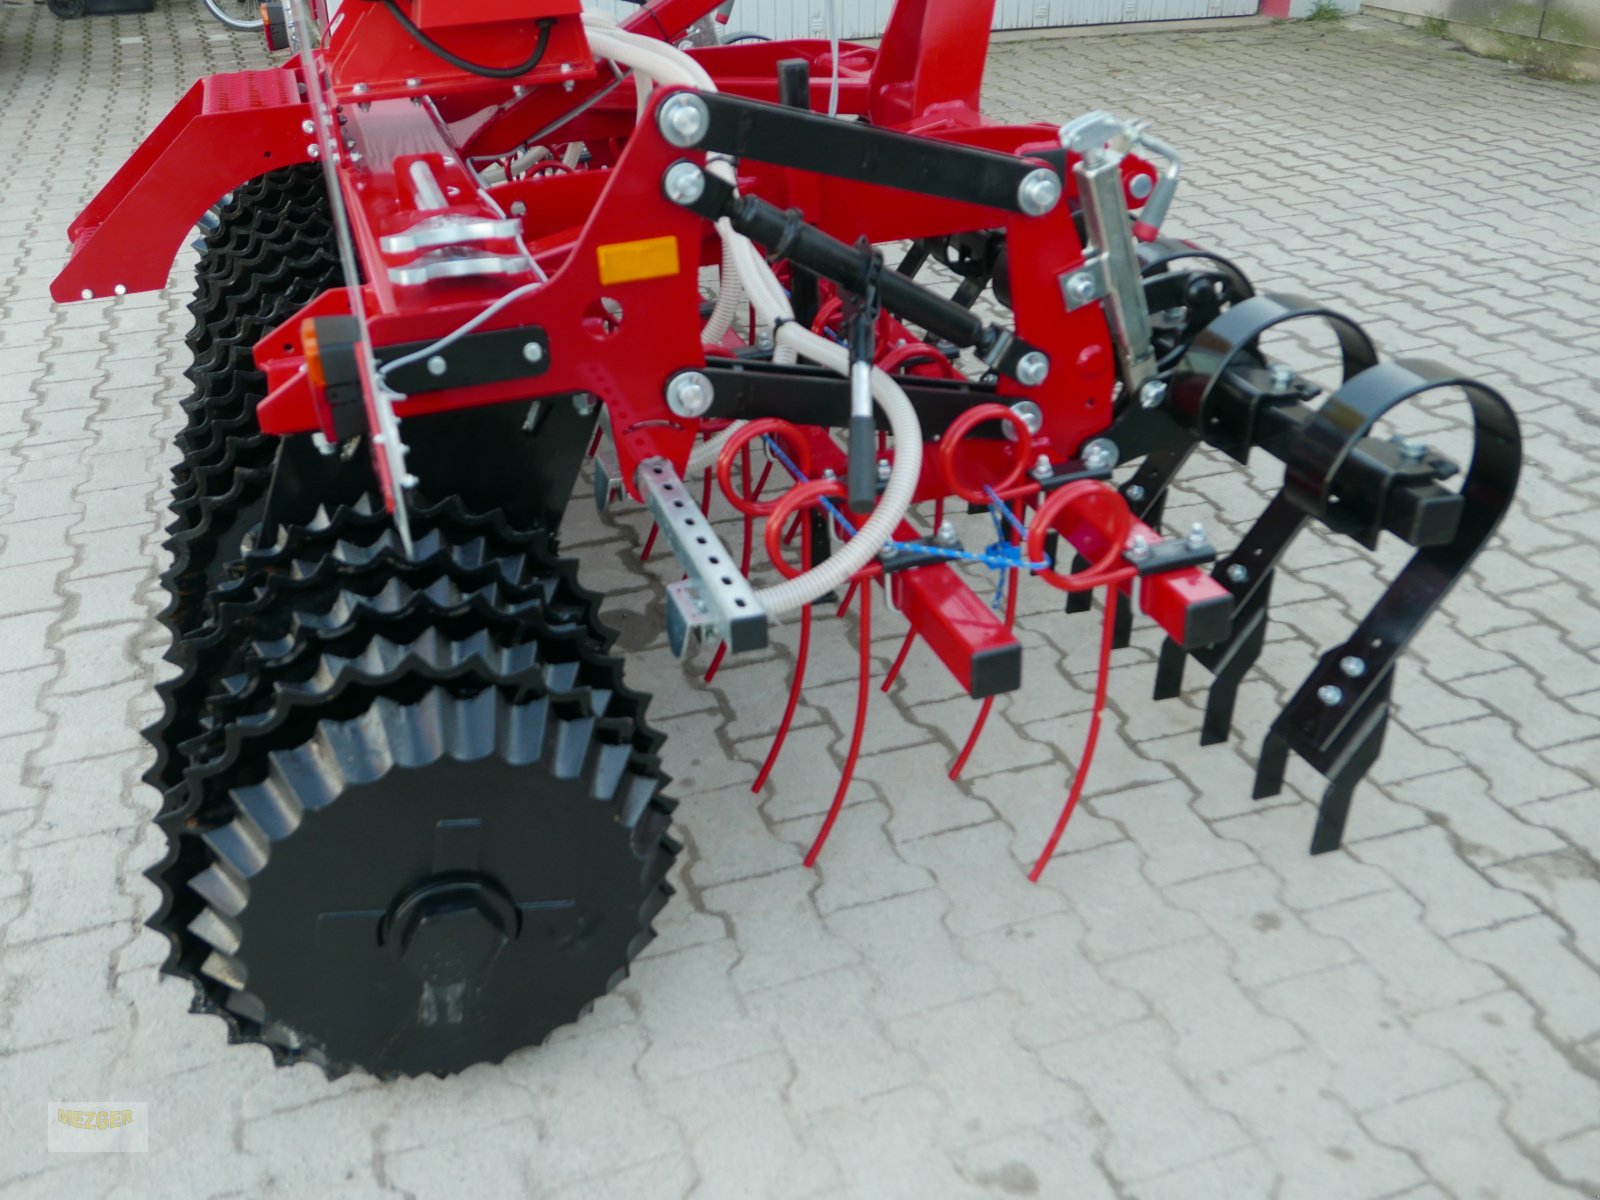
top-left (1139, 295), bottom-right (1378, 732)
top-left (1254, 359), bottom-right (1520, 852)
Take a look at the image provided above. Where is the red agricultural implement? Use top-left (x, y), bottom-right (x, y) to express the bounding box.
top-left (54, 0), bottom-right (1520, 1078)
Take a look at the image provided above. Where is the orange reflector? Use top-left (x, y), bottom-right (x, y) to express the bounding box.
top-left (596, 235), bottom-right (680, 286)
top-left (301, 318), bottom-right (325, 388)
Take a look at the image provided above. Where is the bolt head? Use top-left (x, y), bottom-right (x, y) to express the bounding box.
top-left (1139, 379), bottom-right (1168, 410)
top-left (663, 161), bottom-right (706, 206)
top-left (1128, 173), bottom-right (1155, 200)
top-left (1031, 454), bottom-right (1053, 480)
top-left (391, 881), bottom-right (514, 983)
top-left (401, 473), bottom-right (420, 490)
top-left (1016, 351), bottom-right (1051, 387)
top-left (877, 459), bottom-right (893, 482)
top-left (1017, 168), bottom-right (1063, 216)
top-left (1339, 655), bottom-right (1367, 679)
top-left (1317, 684), bottom-right (1345, 706)
top-left (1226, 563), bottom-right (1249, 584)
top-left (1127, 534), bottom-right (1151, 560)
top-left (936, 519), bottom-right (958, 546)
top-left (351, 82), bottom-right (368, 95)
top-left (667, 371), bottom-right (714, 418)
top-left (1126, 484), bottom-right (1146, 503)
top-left (1399, 438), bottom-right (1428, 463)
top-left (1009, 400), bottom-right (1044, 437)
top-left (1080, 439), bottom-right (1118, 471)
top-left (522, 342), bottom-right (544, 364)
top-left (426, 355), bottom-right (447, 377)
top-left (405, 77), bottom-right (421, 87)
top-left (79, 289), bottom-right (92, 300)
top-left (659, 94), bottom-right (710, 148)
top-left (1065, 272), bottom-right (1098, 305)
top-left (1269, 363), bottom-right (1295, 390)
top-left (300, 118), bottom-right (315, 134)
top-left (1186, 521), bottom-right (1207, 548)
top-left (113, 284), bottom-right (126, 296)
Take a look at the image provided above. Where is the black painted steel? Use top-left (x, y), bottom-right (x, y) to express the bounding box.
top-left (695, 90), bottom-right (1043, 213)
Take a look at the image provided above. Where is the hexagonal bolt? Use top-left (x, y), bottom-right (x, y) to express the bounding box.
top-left (935, 519), bottom-right (958, 546)
top-left (1226, 563), bottom-right (1249, 584)
top-left (1185, 522), bottom-right (1207, 549)
top-left (1080, 439), bottom-right (1118, 471)
top-left (1015, 351), bottom-right (1051, 387)
top-left (665, 371), bottom-right (714, 418)
top-left (1269, 363), bottom-right (1295, 391)
top-left (1017, 168), bottom-right (1063, 216)
top-left (395, 892), bottom-right (512, 980)
top-left (1317, 685), bottom-right (1344, 706)
top-left (1031, 454), bottom-right (1054, 481)
top-left (1064, 272), bottom-right (1099, 306)
top-left (1125, 484), bottom-right (1147, 504)
top-left (1339, 655), bottom-right (1367, 679)
top-left (658, 93), bottom-right (711, 148)
top-left (876, 459), bottom-right (893, 482)
top-left (1126, 534), bottom-right (1151, 561)
top-left (1009, 400), bottom-right (1044, 436)
top-left (662, 161), bottom-right (706, 206)
top-left (1139, 379), bottom-right (1168, 410)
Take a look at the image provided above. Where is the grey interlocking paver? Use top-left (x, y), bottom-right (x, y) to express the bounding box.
top-left (2, 4), bottom-right (1600, 1197)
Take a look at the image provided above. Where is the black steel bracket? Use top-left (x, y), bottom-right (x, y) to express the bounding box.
top-left (695, 90), bottom-right (1047, 214)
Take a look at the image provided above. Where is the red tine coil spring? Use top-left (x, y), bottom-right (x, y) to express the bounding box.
top-left (707, 422), bottom-right (819, 795)
top-left (764, 477), bottom-right (879, 868)
top-left (937, 403), bottom-right (1037, 777)
top-left (1024, 479), bottom-right (1140, 880)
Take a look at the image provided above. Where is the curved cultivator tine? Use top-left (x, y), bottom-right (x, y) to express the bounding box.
top-left (1087, 291), bottom-right (1520, 855)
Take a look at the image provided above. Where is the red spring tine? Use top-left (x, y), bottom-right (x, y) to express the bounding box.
top-left (1029, 584), bottom-right (1121, 882)
top-left (949, 499), bottom-right (1024, 781)
top-left (881, 629), bottom-right (917, 692)
top-left (762, 478), bottom-right (878, 866)
top-left (836, 581), bottom-right (858, 619)
top-left (753, 478), bottom-right (835, 794)
top-left (752, 598), bottom-right (811, 793)
top-left (715, 419), bottom-right (813, 518)
top-left (806, 578), bottom-right (870, 869)
top-left (703, 641), bottom-right (728, 684)
top-left (1028, 481), bottom-right (1136, 594)
top-left (938, 402), bottom-right (1035, 507)
top-left (640, 523), bottom-right (659, 562)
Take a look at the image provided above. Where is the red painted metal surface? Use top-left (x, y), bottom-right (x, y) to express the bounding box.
top-left (56, 0), bottom-right (1240, 863)
top-left (52, 69), bottom-right (312, 303)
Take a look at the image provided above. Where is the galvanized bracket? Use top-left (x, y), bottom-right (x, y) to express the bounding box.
top-left (1059, 110), bottom-right (1161, 394)
top-left (638, 458), bottom-right (769, 658)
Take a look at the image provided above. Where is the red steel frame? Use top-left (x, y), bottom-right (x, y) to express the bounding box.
top-left (54, 0), bottom-right (1226, 702)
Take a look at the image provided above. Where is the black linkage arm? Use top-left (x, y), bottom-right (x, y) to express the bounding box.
top-left (682, 168), bottom-right (1044, 383)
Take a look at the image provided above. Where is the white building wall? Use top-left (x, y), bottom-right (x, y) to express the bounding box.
top-left (585, 0), bottom-right (1258, 39)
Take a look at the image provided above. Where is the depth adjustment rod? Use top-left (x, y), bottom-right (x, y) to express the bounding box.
top-left (670, 164), bottom-right (1047, 385)
top-left (843, 239), bottom-right (883, 512)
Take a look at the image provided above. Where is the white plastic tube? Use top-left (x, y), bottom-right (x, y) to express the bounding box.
top-left (580, 11), bottom-right (923, 616)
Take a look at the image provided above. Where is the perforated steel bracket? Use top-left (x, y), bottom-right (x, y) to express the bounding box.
top-left (639, 458), bottom-right (768, 658)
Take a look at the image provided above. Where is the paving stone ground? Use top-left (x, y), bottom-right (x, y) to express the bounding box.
top-left (2, 6), bottom-right (1599, 1198)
